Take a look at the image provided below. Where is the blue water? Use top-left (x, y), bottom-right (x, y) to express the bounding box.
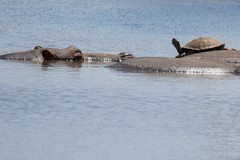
top-left (1, 0), bottom-right (240, 160)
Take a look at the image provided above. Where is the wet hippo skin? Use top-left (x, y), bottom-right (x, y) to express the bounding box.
top-left (108, 57), bottom-right (240, 74)
top-left (0, 46), bottom-right (83, 61)
top-left (181, 50), bottom-right (240, 64)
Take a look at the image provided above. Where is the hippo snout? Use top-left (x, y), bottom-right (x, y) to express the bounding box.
top-left (73, 52), bottom-right (84, 61)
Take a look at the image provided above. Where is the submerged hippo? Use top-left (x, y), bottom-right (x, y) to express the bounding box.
top-left (108, 57), bottom-right (240, 75)
top-left (0, 46), bottom-right (83, 61)
top-left (0, 46), bottom-right (133, 63)
top-left (180, 50), bottom-right (240, 64)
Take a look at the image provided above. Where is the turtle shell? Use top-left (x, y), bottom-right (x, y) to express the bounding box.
top-left (183, 37), bottom-right (225, 51)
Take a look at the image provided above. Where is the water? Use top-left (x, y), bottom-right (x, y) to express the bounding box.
top-left (1, 0), bottom-right (240, 160)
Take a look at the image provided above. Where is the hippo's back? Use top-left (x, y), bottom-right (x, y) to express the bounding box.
top-left (0, 49), bottom-right (43, 61)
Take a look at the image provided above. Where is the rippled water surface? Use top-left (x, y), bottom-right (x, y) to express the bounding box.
top-left (1, 0), bottom-right (240, 160)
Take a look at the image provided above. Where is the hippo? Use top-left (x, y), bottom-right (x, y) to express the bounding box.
top-left (0, 46), bottom-right (134, 63)
top-left (107, 57), bottom-right (240, 75)
top-left (0, 46), bottom-right (83, 61)
top-left (180, 50), bottom-right (240, 64)
top-left (2, 45), bottom-right (240, 75)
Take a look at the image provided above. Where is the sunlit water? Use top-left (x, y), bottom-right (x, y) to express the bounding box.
top-left (1, 1), bottom-right (240, 160)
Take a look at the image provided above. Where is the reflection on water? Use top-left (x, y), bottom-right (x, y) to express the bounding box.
top-left (1, 0), bottom-right (240, 160)
top-left (41, 61), bottom-right (83, 68)
top-left (1, 60), bottom-right (240, 160)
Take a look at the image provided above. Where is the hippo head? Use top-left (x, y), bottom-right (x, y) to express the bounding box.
top-left (39, 46), bottom-right (83, 61)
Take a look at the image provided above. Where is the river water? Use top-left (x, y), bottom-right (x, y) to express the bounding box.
top-left (0, 0), bottom-right (240, 160)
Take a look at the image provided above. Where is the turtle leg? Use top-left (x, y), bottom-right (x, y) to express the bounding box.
top-left (186, 50), bottom-right (194, 56)
top-left (172, 38), bottom-right (183, 56)
top-left (175, 52), bottom-right (186, 58)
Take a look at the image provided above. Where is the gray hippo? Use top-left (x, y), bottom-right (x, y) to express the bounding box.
top-left (2, 44), bottom-right (240, 75)
top-left (0, 46), bottom-right (134, 63)
top-left (108, 57), bottom-right (240, 75)
top-left (0, 46), bottom-right (84, 61)
top-left (180, 50), bottom-right (240, 64)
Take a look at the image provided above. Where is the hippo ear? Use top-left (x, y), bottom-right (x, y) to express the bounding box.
top-left (42, 49), bottom-right (55, 60)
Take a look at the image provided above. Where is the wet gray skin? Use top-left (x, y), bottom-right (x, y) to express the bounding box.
top-left (0, 47), bottom-right (133, 63)
top-left (181, 50), bottom-right (240, 64)
top-left (2, 46), bottom-right (240, 75)
top-left (108, 57), bottom-right (240, 75)
top-left (0, 46), bottom-right (83, 61)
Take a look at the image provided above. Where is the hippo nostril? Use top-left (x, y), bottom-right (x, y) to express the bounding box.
top-left (73, 53), bottom-right (84, 61)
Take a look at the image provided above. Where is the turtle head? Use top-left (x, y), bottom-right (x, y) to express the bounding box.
top-left (172, 38), bottom-right (183, 57)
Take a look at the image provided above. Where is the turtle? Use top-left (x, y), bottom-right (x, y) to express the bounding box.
top-left (172, 37), bottom-right (226, 58)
